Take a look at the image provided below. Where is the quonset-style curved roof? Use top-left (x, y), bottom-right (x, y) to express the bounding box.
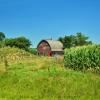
top-left (37, 39), bottom-right (63, 51)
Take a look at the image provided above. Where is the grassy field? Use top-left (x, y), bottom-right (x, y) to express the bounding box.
top-left (0, 47), bottom-right (100, 100)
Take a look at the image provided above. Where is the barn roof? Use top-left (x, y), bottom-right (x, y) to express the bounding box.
top-left (38, 39), bottom-right (63, 51)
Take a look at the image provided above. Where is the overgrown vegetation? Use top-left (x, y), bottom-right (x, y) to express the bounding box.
top-left (0, 66), bottom-right (100, 100)
top-left (64, 45), bottom-right (100, 72)
top-left (0, 47), bottom-right (33, 61)
top-left (0, 49), bottom-right (100, 100)
top-left (0, 47), bottom-right (34, 72)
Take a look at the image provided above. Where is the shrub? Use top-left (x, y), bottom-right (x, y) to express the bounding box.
top-left (64, 45), bottom-right (100, 70)
top-left (27, 48), bottom-right (37, 55)
top-left (5, 37), bottom-right (31, 50)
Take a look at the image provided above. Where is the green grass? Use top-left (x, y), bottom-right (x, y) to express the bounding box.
top-left (0, 59), bottom-right (100, 100)
top-left (0, 47), bottom-right (100, 100)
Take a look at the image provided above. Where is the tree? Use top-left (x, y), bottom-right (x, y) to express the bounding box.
top-left (0, 32), bottom-right (5, 41)
top-left (28, 48), bottom-right (37, 55)
top-left (75, 32), bottom-right (92, 46)
top-left (59, 35), bottom-right (76, 48)
top-left (58, 32), bottom-right (92, 49)
top-left (5, 37), bottom-right (31, 50)
top-left (0, 32), bottom-right (6, 48)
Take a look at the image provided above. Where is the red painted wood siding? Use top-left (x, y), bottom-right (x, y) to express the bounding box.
top-left (37, 41), bottom-right (51, 56)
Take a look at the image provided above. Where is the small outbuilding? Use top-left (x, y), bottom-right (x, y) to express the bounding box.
top-left (37, 39), bottom-right (63, 56)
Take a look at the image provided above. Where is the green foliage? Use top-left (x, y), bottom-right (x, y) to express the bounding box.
top-left (5, 37), bottom-right (31, 50)
top-left (0, 41), bottom-right (4, 48)
top-left (27, 48), bottom-right (37, 55)
top-left (58, 32), bottom-right (92, 48)
top-left (0, 32), bottom-right (5, 41)
top-left (75, 32), bottom-right (92, 46)
top-left (0, 49), bottom-right (100, 99)
top-left (0, 57), bottom-right (100, 99)
top-left (64, 45), bottom-right (100, 70)
top-left (0, 32), bottom-right (6, 48)
top-left (59, 35), bottom-right (75, 48)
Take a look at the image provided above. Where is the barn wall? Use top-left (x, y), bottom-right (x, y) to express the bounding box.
top-left (37, 41), bottom-right (51, 56)
top-left (52, 51), bottom-right (64, 56)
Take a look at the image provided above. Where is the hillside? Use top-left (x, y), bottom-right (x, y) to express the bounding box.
top-left (0, 47), bottom-right (100, 100)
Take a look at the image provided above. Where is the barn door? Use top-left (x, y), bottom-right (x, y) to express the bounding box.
top-left (48, 51), bottom-right (52, 57)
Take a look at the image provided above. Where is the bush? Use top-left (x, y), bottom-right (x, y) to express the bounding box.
top-left (64, 45), bottom-right (100, 70)
top-left (5, 37), bottom-right (31, 50)
top-left (27, 48), bottom-right (37, 55)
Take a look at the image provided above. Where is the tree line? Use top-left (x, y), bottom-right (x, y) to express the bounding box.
top-left (0, 32), bottom-right (37, 54)
top-left (58, 32), bottom-right (92, 49)
top-left (0, 32), bottom-right (93, 51)
top-left (0, 32), bottom-right (31, 49)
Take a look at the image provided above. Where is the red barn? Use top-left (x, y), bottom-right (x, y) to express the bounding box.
top-left (37, 39), bottom-right (63, 56)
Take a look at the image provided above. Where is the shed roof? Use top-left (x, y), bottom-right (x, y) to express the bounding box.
top-left (37, 39), bottom-right (63, 51)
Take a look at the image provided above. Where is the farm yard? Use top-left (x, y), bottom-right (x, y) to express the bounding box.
top-left (0, 47), bottom-right (100, 100)
top-left (0, 0), bottom-right (100, 99)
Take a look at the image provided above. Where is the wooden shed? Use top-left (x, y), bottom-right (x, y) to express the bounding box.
top-left (37, 39), bottom-right (63, 56)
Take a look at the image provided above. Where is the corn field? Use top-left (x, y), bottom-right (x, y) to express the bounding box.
top-left (64, 45), bottom-right (100, 70)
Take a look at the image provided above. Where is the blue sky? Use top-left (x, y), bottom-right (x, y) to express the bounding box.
top-left (0, 0), bottom-right (100, 47)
